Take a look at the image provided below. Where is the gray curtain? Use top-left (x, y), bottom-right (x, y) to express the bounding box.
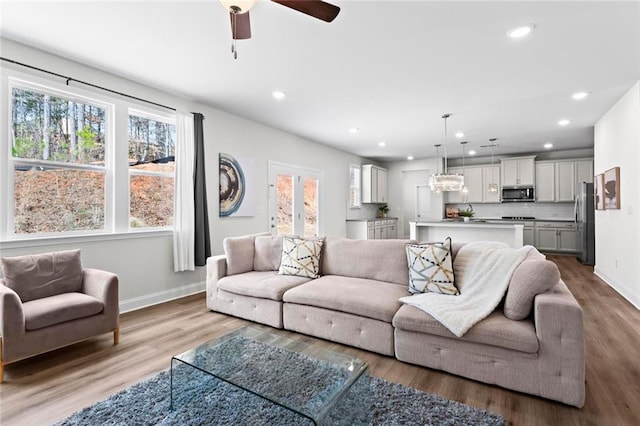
top-left (193, 113), bottom-right (211, 266)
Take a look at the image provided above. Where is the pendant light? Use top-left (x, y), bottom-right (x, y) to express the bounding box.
top-left (488, 138), bottom-right (499, 194)
top-left (433, 144), bottom-right (442, 194)
top-left (460, 141), bottom-right (469, 199)
top-left (429, 114), bottom-right (464, 192)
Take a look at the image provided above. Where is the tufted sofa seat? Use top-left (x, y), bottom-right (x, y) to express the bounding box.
top-left (206, 233), bottom-right (585, 407)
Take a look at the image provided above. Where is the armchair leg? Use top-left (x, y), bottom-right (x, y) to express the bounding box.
top-left (113, 326), bottom-right (119, 345)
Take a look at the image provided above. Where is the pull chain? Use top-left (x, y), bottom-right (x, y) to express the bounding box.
top-left (230, 7), bottom-right (239, 60)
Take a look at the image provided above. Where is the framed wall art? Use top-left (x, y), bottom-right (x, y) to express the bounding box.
top-left (604, 167), bottom-right (620, 210)
top-left (594, 173), bottom-right (605, 210)
top-left (219, 153), bottom-right (256, 217)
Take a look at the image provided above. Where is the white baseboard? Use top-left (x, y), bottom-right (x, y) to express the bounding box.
top-left (119, 281), bottom-right (206, 313)
top-left (594, 267), bottom-right (640, 310)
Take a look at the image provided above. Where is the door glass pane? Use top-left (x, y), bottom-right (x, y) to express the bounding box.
top-left (304, 177), bottom-right (318, 237)
top-left (276, 174), bottom-right (293, 235)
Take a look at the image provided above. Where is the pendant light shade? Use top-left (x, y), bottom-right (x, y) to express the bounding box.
top-left (460, 141), bottom-right (469, 198)
top-left (429, 114), bottom-right (464, 192)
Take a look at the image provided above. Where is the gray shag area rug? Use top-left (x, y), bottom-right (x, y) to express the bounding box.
top-left (57, 336), bottom-right (505, 426)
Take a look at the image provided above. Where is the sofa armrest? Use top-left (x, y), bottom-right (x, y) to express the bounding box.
top-left (207, 255), bottom-right (227, 290)
top-left (82, 269), bottom-right (119, 316)
top-left (0, 279), bottom-right (25, 340)
top-left (534, 281), bottom-right (585, 407)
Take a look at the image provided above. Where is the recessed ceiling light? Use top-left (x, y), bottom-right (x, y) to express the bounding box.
top-left (407, 155), bottom-right (414, 161)
top-left (572, 92), bottom-right (589, 100)
top-left (272, 90), bottom-right (286, 100)
top-left (455, 132), bottom-right (465, 138)
top-left (349, 127), bottom-right (359, 134)
top-left (544, 143), bottom-right (554, 149)
top-left (378, 141), bottom-right (386, 147)
top-left (468, 150), bottom-right (476, 156)
top-left (507, 24), bottom-right (535, 39)
top-left (558, 119), bottom-right (571, 126)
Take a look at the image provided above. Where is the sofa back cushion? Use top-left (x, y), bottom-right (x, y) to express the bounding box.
top-left (253, 235), bottom-right (285, 271)
top-left (0, 249), bottom-right (83, 302)
top-left (504, 258), bottom-right (561, 320)
top-left (322, 236), bottom-right (410, 285)
top-left (223, 232), bottom-right (270, 276)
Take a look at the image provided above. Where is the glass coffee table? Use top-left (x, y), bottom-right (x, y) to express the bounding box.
top-left (170, 326), bottom-right (370, 425)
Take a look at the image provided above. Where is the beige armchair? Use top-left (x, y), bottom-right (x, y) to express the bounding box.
top-left (0, 249), bottom-right (119, 382)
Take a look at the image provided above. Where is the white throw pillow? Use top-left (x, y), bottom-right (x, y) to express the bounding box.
top-left (278, 237), bottom-right (324, 278)
top-left (406, 237), bottom-right (459, 295)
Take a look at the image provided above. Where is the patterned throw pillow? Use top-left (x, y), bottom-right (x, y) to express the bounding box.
top-left (278, 237), bottom-right (324, 278)
top-left (406, 238), bottom-right (458, 295)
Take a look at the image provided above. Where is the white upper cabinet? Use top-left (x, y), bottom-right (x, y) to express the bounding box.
top-left (362, 164), bottom-right (388, 203)
top-left (446, 165), bottom-right (501, 204)
top-left (535, 162), bottom-right (555, 202)
top-left (535, 159), bottom-right (593, 203)
top-left (501, 156), bottom-right (536, 186)
top-left (555, 161), bottom-right (575, 202)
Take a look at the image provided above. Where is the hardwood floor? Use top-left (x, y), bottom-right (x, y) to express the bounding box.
top-left (1, 255), bottom-right (639, 425)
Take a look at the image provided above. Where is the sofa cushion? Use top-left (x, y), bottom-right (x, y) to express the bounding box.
top-left (1, 249), bottom-right (83, 302)
top-left (283, 275), bottom-right (407, 322)
top-left (223, 233), bottom-right (270, 276)
top-left (278, 237), bottom-right (324, 278)
top-left (254, 235), bottom-right (285, 271)
top-left (321, 237), bottom-right (410, 286)
top-left (504, 259), bottom-right (561, 320)
top-left (406, 238), bottom-right (458, 295)
top-left (23, 292), bottom-right (104, 331)
top-left (218, 271), bottom-right (311, 301)
top-left (392, 304), bottom-right (539, 353)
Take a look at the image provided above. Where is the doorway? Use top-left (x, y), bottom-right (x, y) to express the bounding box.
top-left (268, 162), bottom-right (324, 237)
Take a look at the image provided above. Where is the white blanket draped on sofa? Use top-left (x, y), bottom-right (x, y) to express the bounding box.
top-left (400, 241), bottom-right (534, 337)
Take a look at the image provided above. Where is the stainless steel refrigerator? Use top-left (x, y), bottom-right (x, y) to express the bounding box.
top-left (575, 182), bottom-right (595, 265)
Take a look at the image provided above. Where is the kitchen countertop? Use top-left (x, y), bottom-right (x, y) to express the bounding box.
top-left (346, 217), bottom-right (398, 221)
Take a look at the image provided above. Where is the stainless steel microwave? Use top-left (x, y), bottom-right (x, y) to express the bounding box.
top-left (502, 186), bottom-right (535, 202)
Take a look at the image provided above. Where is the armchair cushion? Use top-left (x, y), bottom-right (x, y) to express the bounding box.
top-left (23, 292), bottom-right (104, 331)
top-left (1, 249), bottom-right (83, 302)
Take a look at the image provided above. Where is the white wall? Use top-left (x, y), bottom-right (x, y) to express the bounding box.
top-left (0, 39), bottom-right (365, 311)
top-left (593, 81), bottom-right (640, 309)
top-left (384, 158), bottom-right (444, 238)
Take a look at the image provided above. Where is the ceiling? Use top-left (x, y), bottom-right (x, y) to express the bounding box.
top-left (1, 1), bottom-right (639, 162)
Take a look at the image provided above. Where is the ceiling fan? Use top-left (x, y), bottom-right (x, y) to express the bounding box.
top-left (219, 0), bottom-right (341, 59)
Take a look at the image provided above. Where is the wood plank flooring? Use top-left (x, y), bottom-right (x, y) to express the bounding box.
top-left (1, 255), bottom-right (639, 425)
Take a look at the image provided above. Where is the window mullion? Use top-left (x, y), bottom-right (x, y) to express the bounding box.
top-left (112, 104), bottom-right (130, 233)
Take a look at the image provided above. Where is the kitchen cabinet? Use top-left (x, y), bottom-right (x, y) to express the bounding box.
top-left (535, 162), bottom-right (555, 202)
top-left (523, 221), bottom-right (535, 246)
top-left (446, 165), bottom-right (500, 204)
top-left (535, 159), bottom-right (593, 203)
top-left (347, 219), bottom-right (398, 240)
top-left (535, 221), bottom-right (577, 253)
top-left (362, 165), bottom-right (388, 203)
top-left (501, 156), bottom-right (536, 186)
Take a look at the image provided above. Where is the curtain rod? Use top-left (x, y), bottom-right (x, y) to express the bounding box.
top-left (1, 56), bottom-right (177, 112)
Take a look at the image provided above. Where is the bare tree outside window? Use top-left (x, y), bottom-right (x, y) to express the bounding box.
top-left (11, 87), bottom-right (106, 234)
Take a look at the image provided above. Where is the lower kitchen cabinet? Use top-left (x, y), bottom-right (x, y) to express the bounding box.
top-left (523, 222), bottom-right (535, 246)
top-left (347, 219), bottom-right (398, 240)
top-left (535, 221), bottom-right (577, 253)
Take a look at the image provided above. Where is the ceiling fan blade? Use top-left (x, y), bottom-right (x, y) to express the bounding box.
top-left (230, 11), bottom-right (251, 39)
top-left (272, 0), bottom-right (340, 23)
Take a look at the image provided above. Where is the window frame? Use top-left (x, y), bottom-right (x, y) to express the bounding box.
top-left (1, 70), bottom-right (176, 244)
top-left (127, 108), bottom-right (176, 231)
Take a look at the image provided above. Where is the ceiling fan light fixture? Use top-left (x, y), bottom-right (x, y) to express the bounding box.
top-left (220, 0), bottom-right (257, 14)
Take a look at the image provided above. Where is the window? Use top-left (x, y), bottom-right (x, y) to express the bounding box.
top-left (128, 112), bottom-right (175, 228)
top-left (10, 86), bottom-right (108, 234)
top-left (349, 164), bottom-right (361, 208)
top-left (4, 76), bottom-right (177, 240)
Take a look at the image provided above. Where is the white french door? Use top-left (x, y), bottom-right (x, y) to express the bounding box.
top-left (268, 162), bottom-right (324, 237)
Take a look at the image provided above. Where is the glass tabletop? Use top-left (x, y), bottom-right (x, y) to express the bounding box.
top-left (170, 326), bottom-right (369, 424)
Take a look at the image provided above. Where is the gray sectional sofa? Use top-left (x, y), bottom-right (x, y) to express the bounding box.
top-left (206, 233), bottom-right (585, 407)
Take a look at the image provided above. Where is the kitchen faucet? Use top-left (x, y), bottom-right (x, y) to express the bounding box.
top-left (467, 204), bottom-right (474, 213)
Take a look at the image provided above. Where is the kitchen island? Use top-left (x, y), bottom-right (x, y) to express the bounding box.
top-left (409, 220), bottom-right (524, 248)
